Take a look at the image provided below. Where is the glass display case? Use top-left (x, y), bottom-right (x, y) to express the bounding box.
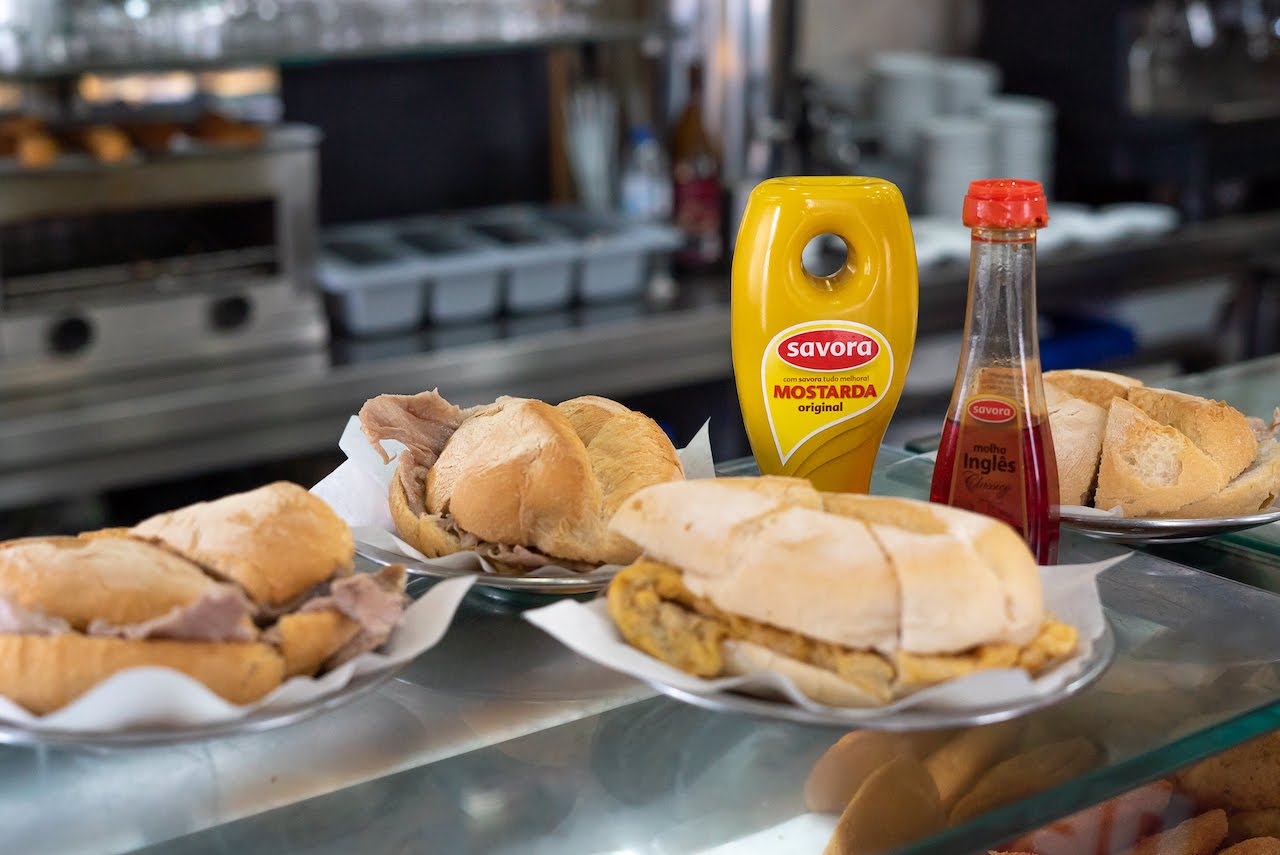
top-left (7, 353), bottom-right (1280, 855)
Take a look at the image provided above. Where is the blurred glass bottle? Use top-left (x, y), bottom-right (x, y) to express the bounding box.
top-left (620, 125), bottom-right (672, 222)
top-left (671, 64), bottom-right (723, 271)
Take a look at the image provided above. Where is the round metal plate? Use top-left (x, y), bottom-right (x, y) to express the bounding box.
top-left (0, 663), bottom-right (407, 749)
top-left (1060, 507), bottom-right (1280, 545)
top-left (641, 620), bottom-right (1116, 731)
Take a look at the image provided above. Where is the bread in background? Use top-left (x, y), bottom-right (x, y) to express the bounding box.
top-left (1044, 381), bottom-right (1108, 506)
top-left (1229, 816), bottom-right (1280, 848)
top-left (1120, 809), bottom-right (1226, 855)
top-left (1043, 369), bottom-right (1143, 409)
top-left (948, 736), bottom-right (1101, 825)
top-left (823, 753), bottom-right (944, 855)
top-left (805, 729), bottom-right (954, 812)
top-left (1171, 440), bottom-right (1280, 518)
top-left (1127, 387), bottom-right (1257, 483)
top-left (1095, 398), bottom-right (1225, 516)
top-left (1176, 731), bottom-right (1280, 812)
top-left (1220, 838), bottom-right (1280, 855)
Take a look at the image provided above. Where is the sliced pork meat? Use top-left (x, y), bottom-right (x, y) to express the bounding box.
top-left (301, 564), bottom-right (408, 668)
top-left (88, 587), bottom-right (257, 643)
top-left (0, 598), bottom-right (71, 635)
top-left (474, 542), bottom-right (600, 575)
top-left (358, 390), bottom-right (471, 514)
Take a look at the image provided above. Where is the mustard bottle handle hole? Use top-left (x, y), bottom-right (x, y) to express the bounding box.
top-left (798, 232), bottom-right (858, 293)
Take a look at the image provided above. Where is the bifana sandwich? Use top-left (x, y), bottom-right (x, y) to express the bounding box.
top-left (606, 477), bottom-right (1078, 706)
top-left (359, 389), bottom-right (685, 573)
top-left (0, 482), bottom-right (406, 715)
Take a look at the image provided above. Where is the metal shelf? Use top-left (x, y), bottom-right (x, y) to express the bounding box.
top-left (0, 19), bottom-right (661, 80)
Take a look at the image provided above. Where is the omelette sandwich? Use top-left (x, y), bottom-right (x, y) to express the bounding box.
top-left (606, 478), bottom-right (1077, 707)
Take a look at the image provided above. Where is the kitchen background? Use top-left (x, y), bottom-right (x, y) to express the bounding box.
top-left (2, 0), bottom-right (1279, 536)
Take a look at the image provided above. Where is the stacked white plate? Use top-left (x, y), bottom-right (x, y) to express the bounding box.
top-left (936, 57), bottom-right (1000, 115)
top-left (871, 52), bottom-right (939, 160)
top-left (919, 116), bottom-right (995, 219)
top-left (986, 95), bottom-right (1056, 191)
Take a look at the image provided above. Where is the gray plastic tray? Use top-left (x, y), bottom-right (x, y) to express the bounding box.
top-left (543, 207), bottom-right (680, 303)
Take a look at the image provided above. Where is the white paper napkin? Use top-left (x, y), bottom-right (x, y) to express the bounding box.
top-left (525, 555), bottom-right (1127, 722)
top-left (0, 575), bottom-right (475, 732)
top-left (311, 415), bottom-right (716, 578)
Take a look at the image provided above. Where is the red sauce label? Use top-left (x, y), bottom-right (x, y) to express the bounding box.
top-left (966, 398), bottom-right (1017, 424)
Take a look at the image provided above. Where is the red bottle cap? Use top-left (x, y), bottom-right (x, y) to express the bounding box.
top-left (962, 179), bottom-right (1049, 229)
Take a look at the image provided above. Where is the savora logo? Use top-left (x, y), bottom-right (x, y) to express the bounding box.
top-left (778, 329), bottom-right (880, 372)
top-left (967, 398), bottom-right (1017, 423)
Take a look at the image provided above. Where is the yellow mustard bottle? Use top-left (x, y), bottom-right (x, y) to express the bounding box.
top-left (732, 177), bottom-right (918, 493)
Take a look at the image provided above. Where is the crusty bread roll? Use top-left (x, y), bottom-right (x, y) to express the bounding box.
top-left (612, 478), bottom-right (1046, 654)
top-left (1127, 386), bottom-right (1257, 483)
top-left (607, 478), bottom-right (1075, 707)
top-left (0, 483), bottom-right (404, 716)
top-left (948, 736), bottom-right (1102, 825)
top-left (805, 730), bottom-right (956, 812)
top-left (1221, 839), bottom-right (1280, 855)
top-left (390, 394), bottom-right (683, 568)
top-left (1043, 369), bottom-right (1143, 409)
top-left (924, 720), bottom-right (1025, 809)
top-left (1175, 730), bottom-right (1280, 811)
top-left (1169, 439), bottom-right (1280, 518)
top-left (1122, 810), bottom-right (1227, 855)
top-left (823, 753), bottom-right (944, 855)
top-left (0, 634), bottom-right (283, 714)
top-left (1230, 816), bottom-right (1280, 849)
top-left (1095, 398), bottom-right (1225, 516)
top-left (0, 536), bottom-right (225, 629)
top-left (1044, 381), bottom-right (1107, 506)
top-left (131, 481), bottom-right (354, 610)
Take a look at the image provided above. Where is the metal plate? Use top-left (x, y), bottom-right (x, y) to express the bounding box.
top-left (0, 662), bottom-right (407, 749)
top-left (641, 621), bottom-right (1116, 732)
top-left (356, 541), bottom-right (613, 595)
top-left (1061, 507), bottom-right (1280, 544)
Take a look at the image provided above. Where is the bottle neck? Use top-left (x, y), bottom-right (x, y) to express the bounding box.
top-left (963, 226), bottom-right (1041, 365)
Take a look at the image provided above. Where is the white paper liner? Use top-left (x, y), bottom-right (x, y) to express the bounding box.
top-left (525, 555), bottom-right (1127, 721)
top-left (1061, 499), bottom-right (1280, 520)
top-left (0, 575), bottom-right (475, 732)
top-left (311, 414), bottom-right (715, 579)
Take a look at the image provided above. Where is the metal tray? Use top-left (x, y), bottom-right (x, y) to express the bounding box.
top-left (356, 540), bottom-right (614, 596)
top-left (641, 620), bottom-right (1116, 731)
top-left (0, 662), bottom-right (407, 749)
top-left (1060, 506), bottom-right (1280, 544)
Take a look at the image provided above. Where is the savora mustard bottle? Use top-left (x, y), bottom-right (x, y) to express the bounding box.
top-left (731, 177), bottom-right (919, 492)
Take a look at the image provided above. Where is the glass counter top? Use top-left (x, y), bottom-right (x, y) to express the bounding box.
top-left (14, 445), bottom-right (1272, 855)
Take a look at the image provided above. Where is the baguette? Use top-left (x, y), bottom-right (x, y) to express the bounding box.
top-left (1167, 439), bottom-right (1280, 518)
top-left (1221, 839), bottom-right (1280, 855)
top-left (1095, 399), bottom-right (1225, 516)
top-left (0, 634), bottom-right (284, 714)
top-left (1043, 369), bottom-right (1143, 409)
top-left (1044, 381), bottom-right (1107, 506)
top-left (1127, 386), bottom-right (1257, 482)
top-left (131, 482), bottom-right (355, 611)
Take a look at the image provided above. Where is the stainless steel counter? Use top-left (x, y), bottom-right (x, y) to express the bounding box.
top-left (3, 211), bottom-right (1280, 512)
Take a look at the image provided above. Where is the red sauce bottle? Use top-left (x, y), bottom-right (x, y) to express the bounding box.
top-left (929, 179), bottom-right (1060, 564)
